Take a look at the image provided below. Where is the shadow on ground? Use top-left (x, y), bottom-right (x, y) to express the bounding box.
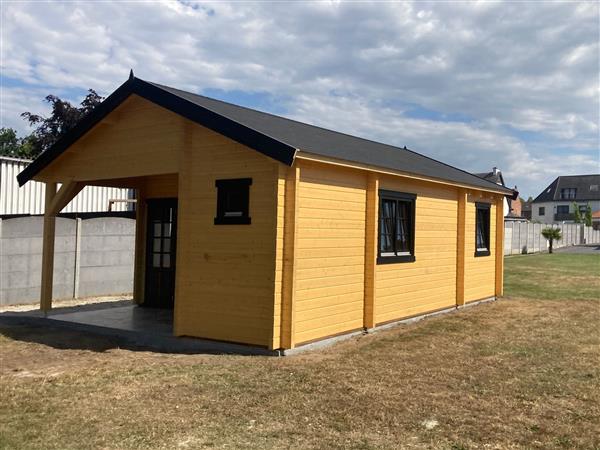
top-left (0, 322), bottom-right (130, 353)
top-left (0, 300), bottom-right (276, 356)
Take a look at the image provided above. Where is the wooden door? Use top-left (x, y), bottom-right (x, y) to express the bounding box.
top-left (144, 198), bottom-right (177, 308)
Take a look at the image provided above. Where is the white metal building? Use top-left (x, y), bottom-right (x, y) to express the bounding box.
top-left (1, 156), bottom-right (133, 215)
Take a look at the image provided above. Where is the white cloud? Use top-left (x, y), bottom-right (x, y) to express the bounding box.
top-left (1, 0), bottom-right (598, 196)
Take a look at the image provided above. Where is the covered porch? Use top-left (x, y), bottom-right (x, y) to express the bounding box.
top-left (38, 173), bottom-right (180, 318)
top-left (0, 299), bottom-right (277, 355)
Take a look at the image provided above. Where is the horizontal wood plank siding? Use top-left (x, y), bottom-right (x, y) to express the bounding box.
top-left (143, 174), bottom-right (178, 198)
top-left (294, 161), bottom-right (366, 344)
top-left (464, 196), bottom-right (497, 302)
top-left (375, 176), bottom-right (458, 324)
top-left (172, 117), bottom-right (279, 347)
top-left (38, 95), bottom-right (180, 182)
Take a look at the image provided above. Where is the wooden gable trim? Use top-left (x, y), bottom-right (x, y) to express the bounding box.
top-left (17, 77), bottom-right (297, 186)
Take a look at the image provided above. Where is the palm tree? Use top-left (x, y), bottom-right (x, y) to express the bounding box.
top-left (541, 227), bottom-right (562, 254)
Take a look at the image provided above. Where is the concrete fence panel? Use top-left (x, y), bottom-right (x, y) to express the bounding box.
top-left (78, 217), bottom-right (135, 298)
top-left (0, 216), bottom-right (135, 306)
top-left (504, 221), bottom-right (600, 255)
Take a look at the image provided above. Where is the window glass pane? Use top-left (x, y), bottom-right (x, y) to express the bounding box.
top-left (379, 199), bottom-right (395, 253)
top-left (396, 201), bottom-right (410, 253)
top-left (153, 222), bottom-right (162, 237)
top-left (476, 208), bottom-right (489, 250)
top-left (153, 254), bottom-right (161, 268)
top-left (153, 238), bottom-right (161, 252)
top-left (163, 238), bottom-right (170, 252)
top-left (163, 223), bottom-right (171, 237)
top-left (162, 254), bottom-right (171, 268)
top-left (557, 205), bottom-right (569, 214)
top-left (225, 189), bottom-right (245, 215)
top-left (215, 180), bottom-right (252, 223)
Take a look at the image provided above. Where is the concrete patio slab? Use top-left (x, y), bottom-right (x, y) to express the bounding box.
top-left (0, 301), bottom-right (280, 356)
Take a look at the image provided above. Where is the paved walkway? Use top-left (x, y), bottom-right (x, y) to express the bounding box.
top-left (555, 244), bottom-right (600, 254)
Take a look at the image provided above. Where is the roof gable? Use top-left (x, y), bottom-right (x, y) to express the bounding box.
top-left (17, 77), bottom-right (296, 186)
top-left (533, 175), bottom-right (600, 203)
top-left (35, 95), bottom-right (184, 181)
top-left (17, 76), bottom-right (514, 197)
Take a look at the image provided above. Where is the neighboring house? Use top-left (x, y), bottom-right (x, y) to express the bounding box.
top-left (511, 197), bottom-right (523, 218)
top-left (1, 156), bottom-right (134, 216)
top-left (531, 174), bottom-right (600, 224)
top-left (474, 168), bottom-right (523, 221)
top-left (17, 75), bottom-right (515, 352)
top-left (521, 199), bottom-right (532, 220)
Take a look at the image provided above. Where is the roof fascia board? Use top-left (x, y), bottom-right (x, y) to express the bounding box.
top-left (296, 151), bottom-right (516, 198)
top-left (17, 77), bottom-right (296, 186)
top-left (17, 77), bottom-right (136, 186)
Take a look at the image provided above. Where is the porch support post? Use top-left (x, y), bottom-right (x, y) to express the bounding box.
top-left (495, 195), bottom-right (505, 297)
top-left (281, 164), bottom-right (300, 350)
top-left (456, 189), bottom-right (467, 307)
top-left (40, 182), bottom-right (57, 312)
top-left (363, 173), bottom-right (379, 329)
top-left (133, 186), bottom-right (147, 305)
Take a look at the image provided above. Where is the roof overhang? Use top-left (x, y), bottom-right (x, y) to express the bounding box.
top-left (296, 151), bottom-right (518, 199)
top-left (17, 76), bottom-right (297, 186)
top-left (16, 76), bottom-right (519, 201)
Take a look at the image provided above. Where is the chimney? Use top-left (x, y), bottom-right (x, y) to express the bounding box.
top-left (493, 167), bottom-right (499, 175)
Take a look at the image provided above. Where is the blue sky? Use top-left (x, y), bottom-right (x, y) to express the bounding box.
top-left (1, 1), bottom-right (598, 198)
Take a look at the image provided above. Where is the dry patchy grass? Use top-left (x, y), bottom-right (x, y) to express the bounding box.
top-left (1, 254), bottom-right (599, 449)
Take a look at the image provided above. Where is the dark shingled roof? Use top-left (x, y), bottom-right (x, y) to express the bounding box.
top-left (17, 76), bottom-right (515, 197)
top-left (532, 174), bottom-right (600, 203)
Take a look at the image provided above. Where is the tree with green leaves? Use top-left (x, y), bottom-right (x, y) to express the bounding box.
top-left (1, 89), bottom-right (104, 160)
top-left (21, 89), bottom-right (103, 158)
top-left (541, 227), bottom-right (562, 254)
top-left (584, 203), bottom-right (592, 227)
top-left (0, 128), bottom-right (36, 159)
top-left (572, 202), bottom-right (582, 223)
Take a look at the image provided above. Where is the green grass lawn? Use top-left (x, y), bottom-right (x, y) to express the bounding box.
top-left (1, 253), bottom-right (599, 450)
top-left (505, 253), bottom-right (600, 300)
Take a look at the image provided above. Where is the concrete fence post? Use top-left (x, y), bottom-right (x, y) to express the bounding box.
top-left (73, 217), bottom-right (82, 299)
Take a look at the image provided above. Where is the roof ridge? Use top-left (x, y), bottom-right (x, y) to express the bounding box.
top-left (148, 81), bottom-right (508, 193)
top-left (150, 81), bottom-right (418, 152)
top-left (556, 174), bottom-right (600, 178)
top-left (146, 80), bottom-right (301, 151)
